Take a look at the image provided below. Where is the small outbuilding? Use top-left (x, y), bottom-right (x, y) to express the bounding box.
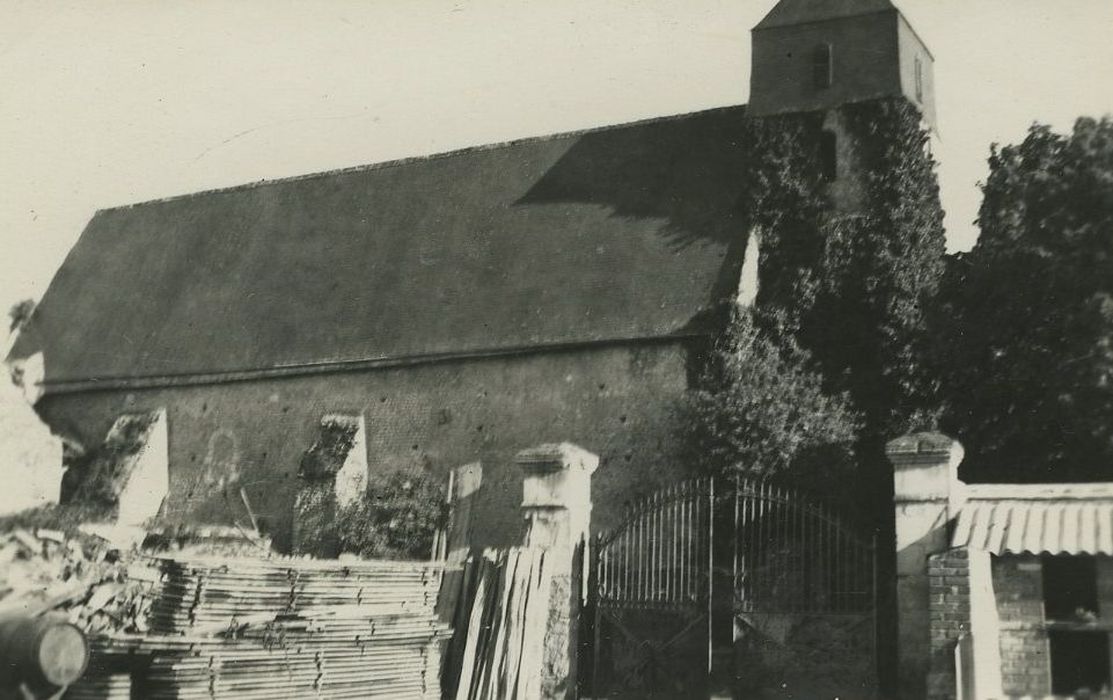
top-left (953, 484), bottom-right (1113, 698)
top-left (890, 433), bottom-right (1113, 699)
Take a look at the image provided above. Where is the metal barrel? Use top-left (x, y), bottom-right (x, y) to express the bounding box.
top-left (0, 614), bottom-right (89, 691)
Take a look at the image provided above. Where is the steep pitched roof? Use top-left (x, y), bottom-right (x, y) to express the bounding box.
top-left (753, 0), bottom-right (896, 30)
top-left (11, 105), bottom-right (752, 388)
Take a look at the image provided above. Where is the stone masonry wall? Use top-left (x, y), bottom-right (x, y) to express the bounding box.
top-left (750, 12), bottom-right (900, 118)
top-left (35, 342), bottom-right (695, 552)
top-left (992, 555), bottom-right (1050, 696)
top-left (927, 547), bottom-right (970, 700)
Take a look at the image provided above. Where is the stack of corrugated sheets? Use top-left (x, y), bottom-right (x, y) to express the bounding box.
top-left (68, 556), bottom-right (448, 700)
top-left (63, 671), bottom-right (131, 700)
top-left (147, 556), bottom-right (440, 631)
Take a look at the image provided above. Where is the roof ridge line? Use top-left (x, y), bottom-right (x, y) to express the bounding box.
top-left (102, 103), bottom-right (747, 214)
top-left (753, 7), bottom-right (894, 32)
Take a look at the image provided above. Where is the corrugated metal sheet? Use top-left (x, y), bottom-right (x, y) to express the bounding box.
top-left (952, 484), bottom-right (1113, 555)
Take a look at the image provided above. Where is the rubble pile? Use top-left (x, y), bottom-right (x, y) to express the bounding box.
top-left (141, 524), bottom-right (273, 560)
top-left (0, 524), bottom-right (149, 635)
top-left (70, 556), bottom-right (449, 699)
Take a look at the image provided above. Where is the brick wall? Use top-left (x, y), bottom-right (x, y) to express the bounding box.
top-left (992, 555), bottom-right (1050, 696)
top-left (926, 547), bottom-right (970, 700)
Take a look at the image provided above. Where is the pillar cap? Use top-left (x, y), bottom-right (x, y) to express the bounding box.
top-left (888, 431), bottom-right (965, 504)
top-left (886, 431), bottom-right (964, 466)
top-left (515, 442), bottom-right (599, 475)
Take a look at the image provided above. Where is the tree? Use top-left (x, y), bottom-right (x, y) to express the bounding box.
top-left (680, 307), bottom-right (860, 491)
top-left (935, 117), bottom-right (1113, 482)
top-left (8, 299), bottom-right (35, 333)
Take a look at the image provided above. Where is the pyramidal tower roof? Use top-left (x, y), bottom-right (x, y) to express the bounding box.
top-left (754, 0), bottom-right (897, 30)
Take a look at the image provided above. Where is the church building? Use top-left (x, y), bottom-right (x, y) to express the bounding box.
top-left (7, 0), bottom-right (936, 551)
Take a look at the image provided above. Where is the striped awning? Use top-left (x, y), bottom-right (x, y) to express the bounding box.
top-left (952, 483), bottom-right (1113, 555)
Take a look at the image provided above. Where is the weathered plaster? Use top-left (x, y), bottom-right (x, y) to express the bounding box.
top-left (37, 342), bottom-right (695, 551)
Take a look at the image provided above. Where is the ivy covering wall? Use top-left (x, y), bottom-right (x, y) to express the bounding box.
top-left (684, 98), bottom-right (947, 508)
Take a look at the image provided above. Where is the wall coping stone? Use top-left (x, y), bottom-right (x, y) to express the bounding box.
top-left (515, 443), bottom-right (599, 475)
top-left (887, 432), bottom-right (964, 465)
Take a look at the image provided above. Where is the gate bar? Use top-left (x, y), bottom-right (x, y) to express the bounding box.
top-left (707, 476), bottom-right (714, 674)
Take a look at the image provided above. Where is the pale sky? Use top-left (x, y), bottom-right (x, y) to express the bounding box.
top-left (1, 0), bottom-right (1112, 325)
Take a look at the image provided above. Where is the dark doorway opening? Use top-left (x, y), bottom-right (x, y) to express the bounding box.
top-left (819, 131), bottom-right (838, 182)
top-left (1043, 555), bottom-right (1098, 620)
top-left (1049, 630), bottom-right (1110, 695)
top-left (1043, 555), bottom-right (1109, 695)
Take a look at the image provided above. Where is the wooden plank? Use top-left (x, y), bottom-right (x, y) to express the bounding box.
top-left (501, 548), bottom-right (535, 698)
top-left (453, 552), bottom-right (493, 700)
top-left (446, 464), bottom-right (483, 560)
top-left (435, 464), bottom-right (483, 692)
top-left (442, 555), bottom-right (478, 695)
top-left (517, 550), bottom-right (552, 700)
top-left (483, 548), bottom-right (520, 699)
top-left (471, 550), bottom-right (507, 700)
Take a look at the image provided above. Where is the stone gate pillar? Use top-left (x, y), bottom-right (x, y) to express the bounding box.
top-left (516, 443), bottom-right (598, 700)
top-left (887, 432), bottom-right (965, 700)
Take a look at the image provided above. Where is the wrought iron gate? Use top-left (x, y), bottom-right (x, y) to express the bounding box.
top-left (586, 475), bottom-right (877, 698)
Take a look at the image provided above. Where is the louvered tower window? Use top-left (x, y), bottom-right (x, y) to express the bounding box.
top-left (819, 130), bottom-right (837, 181)
top-left (812, 43), bottom-right (833, 90)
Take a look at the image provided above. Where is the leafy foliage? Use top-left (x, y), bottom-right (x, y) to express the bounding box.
top-left (934, 117), bottom-right (1113, 482)
top-left (0, 502), bottom-right (113, 539)
top-left (685, 98), bottom-right (946, 490)
top-left (335, 470), bottom-right (449, 560)
top-left (681, 308), bottom-right (859, 485)
top-left (742, 111), bottom-right (829, 332)
top-left (8, 298), bottom-right (35, 333)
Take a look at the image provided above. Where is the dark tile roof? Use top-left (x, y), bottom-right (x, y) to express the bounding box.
top-left (753, 0), bottom-right (896, 30)
top-left (11, 105), bottom-right (752, 385)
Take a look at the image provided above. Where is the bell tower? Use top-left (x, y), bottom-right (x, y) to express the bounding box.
top-left (749, 0), bottom-right (936, 128)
